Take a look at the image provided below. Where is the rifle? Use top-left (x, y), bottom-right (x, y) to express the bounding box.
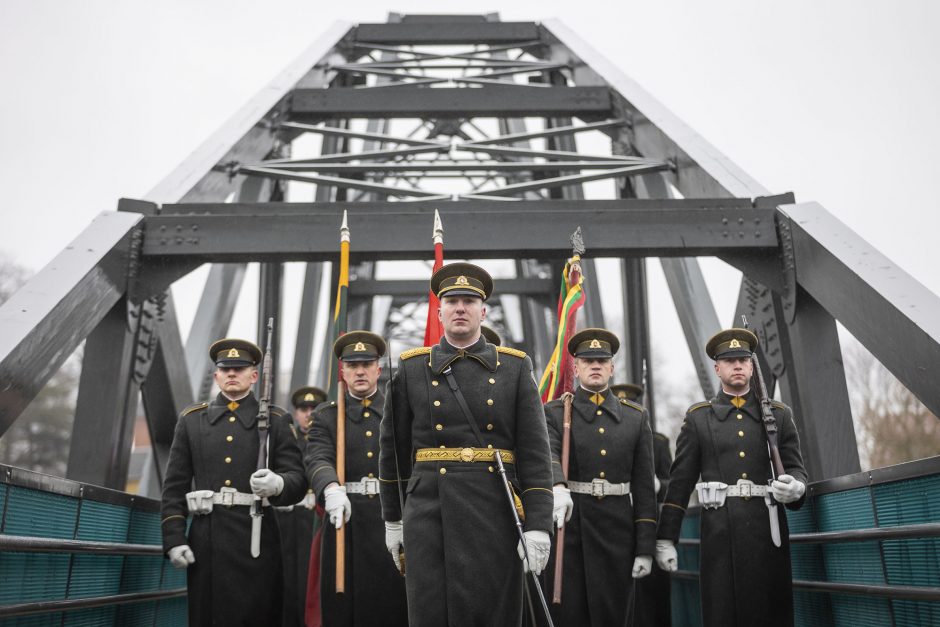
top-left (741, 315), bottom-right (785, 547)
top-left (551, 391), bottom-right (574, 604)
top-left (251, 317), bottom-right (275, 559)
top-left (386, 348), bottom-right (406, 576)
top-left (494, 451), bottom-right (555, 627)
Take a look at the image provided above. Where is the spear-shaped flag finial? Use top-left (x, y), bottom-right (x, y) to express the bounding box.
top-left (340, 209), bottom-right (350, 243)
top-left (432, 209), bottom-right (443, 246)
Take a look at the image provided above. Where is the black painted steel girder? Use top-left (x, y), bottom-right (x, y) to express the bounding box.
top-left (139, 200), bottom-right (775, 263)
top-left (354, 21), bottom-right (540, 45)
top-left (290, 86), bottom-right (611, 119)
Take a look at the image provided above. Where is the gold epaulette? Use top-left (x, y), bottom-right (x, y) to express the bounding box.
top-left (180, 402), bottom-right (208, 417)
top-left (496, 346), bottom-right (527, 359)
top-left (619, 398), bottom-right (643, 411)
top-left (687, 401), bottom-right (711, 414)
top-left (400, 346), bottom-right (432, 360)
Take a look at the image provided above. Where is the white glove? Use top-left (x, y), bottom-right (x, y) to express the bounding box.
top-left (632, 555), bottom-right (653, 579)
top-left (552, 485), bottom-right (574, 529)
top-left (770, 474), bottom-right (805, 504)
top-left (168, 544), bottom-right (195, 569)
top-left (516, 530), bottom-right (551, 575)
top-left (301, 491), bottom-right (317, 510)
top-left (324, 483), bottom-right (352, 529)
top-left (385, 520), bottom-right (404, 573)
top-left (655, 539), bottom-right (677, 572)
top-left (249, 469), bottom-right (284, 498)
top-left (654, 476), bottom-right (662, 493)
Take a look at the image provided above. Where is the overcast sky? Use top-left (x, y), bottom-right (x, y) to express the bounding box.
top-left (1, 1), bottom-right (938, 427)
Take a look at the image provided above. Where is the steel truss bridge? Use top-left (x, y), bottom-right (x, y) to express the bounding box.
top-left (0, 13), bottom-right (937, 626)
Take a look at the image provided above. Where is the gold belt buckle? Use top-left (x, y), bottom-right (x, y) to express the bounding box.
top-left (459, 447), bottom-right (475, 462)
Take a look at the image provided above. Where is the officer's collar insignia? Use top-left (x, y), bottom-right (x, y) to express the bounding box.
top-left (354, 341), bottom-right (366, 352)
top-left (590, 392), bottom-right (604, 405)
top-left (456, 275), bottom-right (469, 286)
top-left (227, 348), bottom-right (240, 358)
top-left (730, 396), bottom-right (746, 409)
top-left (304, 393), bottom-right (315, 401)
top-left (589, 339), bottom-right (602, 349)
top-left (227, 401), bottom-right (239, 411)
top-left (361, 398), bottom-right (372, 408)
top-left (729, 339), bottom-right (741, 349)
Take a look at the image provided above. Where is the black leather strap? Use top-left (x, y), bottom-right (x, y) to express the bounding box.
top-left (442, 366), bottom-right (487, 447)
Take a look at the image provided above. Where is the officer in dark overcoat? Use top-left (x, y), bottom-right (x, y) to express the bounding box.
top-left (612, 383), bottom-right (672, 627)
top-left (161, 338), bottom-right (307, 627)
top-left (280, 385), bottom-right (327, 627)
top-left (541, 329), bottom-right (657, 627)
top-left (656, 328), bottom-right (808, 627)
top-left (304, 331), bottom-right (408, 627)
top-left (379, 262), bottom-right (555, 627)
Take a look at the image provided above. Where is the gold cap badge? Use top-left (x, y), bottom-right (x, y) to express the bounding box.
top-left (456, 275), bottom-right (469, 286)
top-left (589, 339), bottom-right (602, 349)
top-left (227, 348), bottom-right (240, 358)
top-left (304, 393), bottom-right (315, 401)
top-left (354, 341), bottom-right (366, 352)
top-left (729, 339), bottom-right (741, 348)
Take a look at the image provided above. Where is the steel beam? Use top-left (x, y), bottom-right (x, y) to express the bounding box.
top-left (66, 297), bottom-right (139, 489)
top-left (782, 201), bottom-right (940, 419)
top-left (290, 86), bottom-right (611, 119)
top-left (0, 211), bottom-right (141, 437)
top-left (354, 21), bottom-right (539, 45)
top-left (141, 202), bottom-right (775, 262)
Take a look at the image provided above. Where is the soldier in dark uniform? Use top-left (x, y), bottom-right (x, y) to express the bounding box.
top-left (380, 262), bottom-right (555, 627)
top-left (280, 386), bottom-right (327, 627)
top-left (611, 383), bottom-right (672, 627)
top-left (161, 338), bottom-right (307, 627)
top-left (542, 329), bottom-right (657, 627)
top-left (304, 331), bottom-right (408, 627)
top-left (656, 328), bottom-right (808, 627)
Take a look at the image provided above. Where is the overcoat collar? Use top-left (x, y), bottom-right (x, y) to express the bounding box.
top-left (712, 390), bottom-right (761, 422)
top-left (572, 386), bottom-right (622, 423)
top-left (208, 392), bottom-right (260, 428)
top-left (344, 389), bottom-right (384, 423)
top-left (429, 336), bottom-right (498, 374)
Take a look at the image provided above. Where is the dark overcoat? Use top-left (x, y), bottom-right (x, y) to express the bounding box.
top-left (658, 391), bottom-right (807, 627)
top-left (161, 392), bottom-right (307, 627)
top-left (304, 389), bottom-right (408, 627)
top-left (379, 337), bottom-right (555, 627)
top-left (541, 386), bottom-right (657, 627)
top-left (634, 432), bottom-right (673, 627)
top-left (277, 490), bottom-right (317, 627)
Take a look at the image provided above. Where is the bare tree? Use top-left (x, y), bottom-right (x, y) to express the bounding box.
top-left (0, 256), bottom-right (79, 476)
top-left (843, 337), bottom-right (940, 470)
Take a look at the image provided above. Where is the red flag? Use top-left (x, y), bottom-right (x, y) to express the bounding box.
top-left (423, 210), bottom-right (444, 346)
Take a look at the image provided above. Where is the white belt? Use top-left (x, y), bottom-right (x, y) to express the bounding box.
top-left (186, 487), bottom-right (269, 514)
top-left (345, 477), bottom-right (380, 496)
top-left (568, 478), bottom-right (631, 498)
top-left (696, 479), bottom-right (769, 509)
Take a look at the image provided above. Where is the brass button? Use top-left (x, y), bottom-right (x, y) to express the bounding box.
top-left (225, 457), bottom-right (232, 464)
top-left (434, 400), bottom-right (441, 407)
top-left (224, 479), bottom-right (232, 486)
top-left (736, 413), bottom-right (743, 420)
top-left (741, 473), bottom-right (748, 479)
top-left (440, 445), bottom-right (446, 449)
top-left (226, 435), bottom-right (233, 442)
top-left (366, 430), bottom-right (373, 437)
top-left (367, 451), bottom-right (374, 458)
top-left (368, 473), bottom-right (374, 478)
top-left (432, 380), bottom-right (439, 386)
top-left (229, 416), bottom-right (236, 423)
top-left (489, 378), bottom-right (495, 384)
top-left (435, 424), bottom-right (443, 431)
top-left (738, 430), bottom-right (744, 437)
top-left (497, 361), bottom-right (501, 366)
top-left (596, 410), bottom-right (602, 416)
top-left (486, 423), bottom-right (494, 431)
top-left (599, 471), bottom-right (606, 479)
top-left (487, 399), bottom-right (494, 406)
top-left (363, 411), bottom-right (371, 418)
top-left (598, 427), bottom-right (605, 434)
top-left (487, 444), bottom-right (494, 449)
top-left (439, 468), bottom-right (447, 475)
top-left (600, 449), bottom-right (607, 456)
top-left (739, 451), bottom-right (746, 458)
top-left (488, 466), bottom-right (494, 473)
